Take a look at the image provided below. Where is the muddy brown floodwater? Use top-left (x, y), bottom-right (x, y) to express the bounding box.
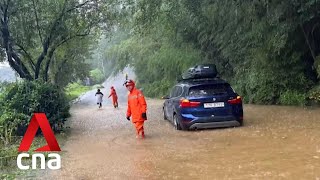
top-left (34, 92), bottom-right (320, 180)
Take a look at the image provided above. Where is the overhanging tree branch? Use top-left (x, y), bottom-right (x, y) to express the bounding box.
top-left (301, 23), bottom-right (317, 62)
top-left (0, 0), bottom-right (32, 80)
top-left (36, 0), bottom-right (95, 79)
top-left (16, 43), bottom-right (36, 71)
top-left (35, 0), bottom-right (94, 79)
top-left (11, 49), bottom-right (32, 80)
top-left (43, 32), bottom-right (91, 81)
top-left (66, 0), bottom-right (94, 13)
top-left (32, 0), bottom-right (43, 43)
top-left (34, 0), bottom-right (68, 79)
top-left (57, 32), bottom-right (91, 47)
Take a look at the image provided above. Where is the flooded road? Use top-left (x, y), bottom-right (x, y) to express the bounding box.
top-left (39, 70), bottom-right (320, 180)
top-left (40, 90), bottom-right (320, 180)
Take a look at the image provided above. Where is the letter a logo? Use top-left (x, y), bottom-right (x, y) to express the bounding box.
top-left (18, 113), bottom-right (61, 152)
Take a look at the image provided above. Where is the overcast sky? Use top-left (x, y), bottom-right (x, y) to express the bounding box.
top-left (0, 62), bottom-right (16, 82)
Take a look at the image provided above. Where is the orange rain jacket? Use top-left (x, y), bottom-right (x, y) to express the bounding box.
top-left (126, 88), bottom-right (147, 123)
top-left (108, 88), bottom-right (118, 105)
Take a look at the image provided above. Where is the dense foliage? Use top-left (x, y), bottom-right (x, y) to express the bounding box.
top-left (0, 81), bottom-right (70, 145)
top-left (103, 0), bottom-right (320, 105)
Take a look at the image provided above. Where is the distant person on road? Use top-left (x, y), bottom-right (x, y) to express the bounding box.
top-left (108, 86), bottom-right (118, 108)
top-left (125, 73), bottom-right (128, 80)
top-left (124, 79), bottom-right (147, 139)
top-left (95, 89), bottom-right (104, 108)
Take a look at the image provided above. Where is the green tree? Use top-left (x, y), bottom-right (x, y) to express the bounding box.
top-left (0, 0), bottom-right (115, 82)
top-left (106, 0), bottom-right (320, 104)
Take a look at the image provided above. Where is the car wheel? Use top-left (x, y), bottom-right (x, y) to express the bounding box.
top-left (238, 119), bottom-right (243, 126)
top-left (173, 114), bottom-right (182, 130)
top-left (163, 107), bottom-right (168, 120)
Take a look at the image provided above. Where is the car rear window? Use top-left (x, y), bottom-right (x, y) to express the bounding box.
top-left (188, 84), bottom-right (232, 97)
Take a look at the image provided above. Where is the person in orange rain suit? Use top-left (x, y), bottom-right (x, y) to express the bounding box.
top-left (124, 80), bottom-right (147, 139)
top-left (108, 86), bottom-right (118, 108)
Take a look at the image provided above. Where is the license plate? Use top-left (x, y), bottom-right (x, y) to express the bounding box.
top-left (204, 102), bottom-right (224, 108)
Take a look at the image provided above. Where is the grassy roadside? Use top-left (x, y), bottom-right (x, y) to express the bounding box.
top-left (0, 82), bottom-right (101, 179)
top-left (65, 83), bottom-right (92, 101)
top-left (0, 133), bottom-right (69, 179)
top-left (65, 82), bottom-right (105, 101)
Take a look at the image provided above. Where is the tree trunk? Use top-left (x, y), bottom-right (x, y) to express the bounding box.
top-left (34, 2), bottom-right (66, 79)
top-left (43, 47), bottom-right (56, 81)
top-left (34, 38), bottom-right (50, 79)
top-left (1, 17), bottom-right (32, 80)
top-left (300, 23), bottom-right (317, 62)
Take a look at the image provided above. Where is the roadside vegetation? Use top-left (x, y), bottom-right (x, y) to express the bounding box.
top-left (102, 0), bottom-right (320, 106)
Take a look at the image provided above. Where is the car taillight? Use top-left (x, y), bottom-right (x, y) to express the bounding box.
top-left (228, 96), bottom-right (242, 104)
top-left (180, 99), bottom-right (201, 108)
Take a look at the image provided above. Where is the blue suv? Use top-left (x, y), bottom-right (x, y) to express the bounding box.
top-left (163, 78), bottom-right (243, 130)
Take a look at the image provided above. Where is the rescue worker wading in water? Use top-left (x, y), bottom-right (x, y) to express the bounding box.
top-left (108, 86), bottom-right (118, 108)
top-left (125, 80), bottom-right (147, 139)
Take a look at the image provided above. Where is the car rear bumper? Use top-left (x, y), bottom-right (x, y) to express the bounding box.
top-left (180, 114), bottom-right (242, 130)
top-left (189, 121), bottom-right (240, 130)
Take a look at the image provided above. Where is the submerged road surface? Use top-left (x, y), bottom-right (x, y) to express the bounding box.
top-left (41, 77), bottom-right (320, 179)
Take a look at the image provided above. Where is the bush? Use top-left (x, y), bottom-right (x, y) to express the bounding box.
top-left (141, 79), bottom-right (173, 98)
top-left (279, 90), bottom-right (306, 106)
top-left (307, 85), bottom-right (320, 105)
top-left (90, 69), bottom-right (105, 84)
top-left (65, 82), bottom-right (92, 100)
top-left (315, 56), bottom-right (320, 78)
top-left (0, 112), bottom-right (29, 145)
top-left (0, 80), bottom-right (70, 140)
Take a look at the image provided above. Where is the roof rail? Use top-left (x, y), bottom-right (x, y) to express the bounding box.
top-left (177, 77), bottom-right (221, 83)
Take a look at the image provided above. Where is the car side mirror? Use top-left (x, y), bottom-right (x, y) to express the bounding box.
top-left (162, 95), bottom-right (169, 99)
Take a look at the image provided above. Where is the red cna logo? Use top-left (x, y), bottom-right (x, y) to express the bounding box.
top-left (17, 113), bottom-right (61, 170)
top-left (18, 113), bottom-right (61, 152)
